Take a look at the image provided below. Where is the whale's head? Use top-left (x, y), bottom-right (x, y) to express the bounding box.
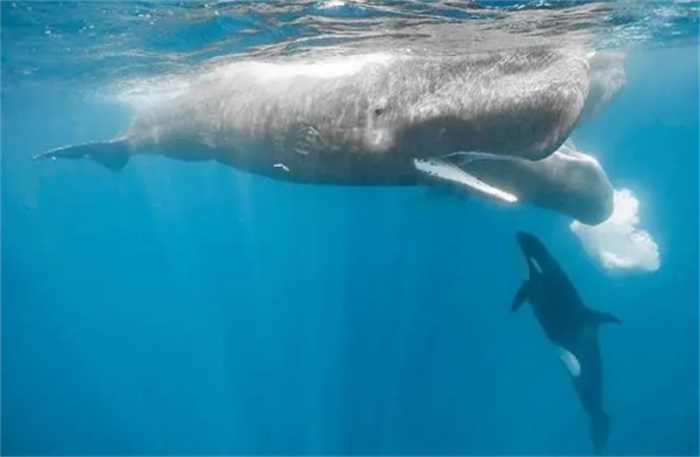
top-left (461, 144), bottom-right (614, 225)
top-left (515, 146), bottom-right (614, 225)
top-left (548, 146), bottom-right (614, 226)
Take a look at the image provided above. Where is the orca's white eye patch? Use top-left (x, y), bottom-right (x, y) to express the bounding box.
top-left (558, 349), bottom-right (581, 377)
top-left (530, 257), bottom-right (542, 273)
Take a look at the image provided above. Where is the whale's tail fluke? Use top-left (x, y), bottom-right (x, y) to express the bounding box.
top-left (33, 140), bottom-right (130, 172)
top-left (590, 410), bottom-right (611, 454)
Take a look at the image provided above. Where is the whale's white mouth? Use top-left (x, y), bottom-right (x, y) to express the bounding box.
top-left (413, 157), bottom-right (518, 203)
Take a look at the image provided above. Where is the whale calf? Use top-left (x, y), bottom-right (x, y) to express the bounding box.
top-left (429, 141), bottom-right (614, 225)
top-left (512, 231), bottom-right (621, 453)
top-left (35, 46), bottom-right (601, 203)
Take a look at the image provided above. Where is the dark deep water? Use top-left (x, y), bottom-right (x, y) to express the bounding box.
top-left (1, 1), bottom-right (699, 456)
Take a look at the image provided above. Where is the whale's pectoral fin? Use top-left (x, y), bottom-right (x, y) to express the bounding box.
top-left (413, 158), bottom-right (518, 203)
top-left (33, 140), bottom-right (130, 172)
top-left (511, 280), bottom-right (531, 311)
top-left (589, 310), bottom-right (622, 325)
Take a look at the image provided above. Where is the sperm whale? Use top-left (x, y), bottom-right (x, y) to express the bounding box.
top-left (35, 46), bottom-right (603, 203)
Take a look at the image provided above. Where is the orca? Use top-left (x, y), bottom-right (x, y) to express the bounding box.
top-left (513, 230), bottom-right (621, 453)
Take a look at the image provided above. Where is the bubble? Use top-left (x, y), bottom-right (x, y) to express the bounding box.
top-left (570, 187), bottom-right (660, 272)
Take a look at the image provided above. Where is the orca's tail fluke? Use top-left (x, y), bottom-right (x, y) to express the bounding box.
top-left (590, 410), bottom-right (611, 454)
top-left (33, 140), bottom-right (130, 172)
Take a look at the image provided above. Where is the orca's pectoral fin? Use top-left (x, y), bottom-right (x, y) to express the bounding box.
top-left (512, 280), bottom-right (531, 312)
top-left (589, 310), bottom-right (622, 325)
top-left (413, 158), bottom-right (518, 203)
top-left (33, 140), bottom-right (130, 172)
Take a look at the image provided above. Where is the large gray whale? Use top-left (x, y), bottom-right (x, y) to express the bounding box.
top-left (34, 46), bottom-right (604, 203)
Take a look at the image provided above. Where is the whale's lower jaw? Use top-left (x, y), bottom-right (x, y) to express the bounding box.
top-left (413, 157), bottom-right (518, 203)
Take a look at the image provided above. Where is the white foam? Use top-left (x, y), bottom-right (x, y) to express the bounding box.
top-left (570, 187), bottom-right (660, 272)
top-left (318, 0), bottom-right (347, 8)
top-left (581, 50), bottom-right (627, 120)
top-left (109, 75), bottom-right (194, 110)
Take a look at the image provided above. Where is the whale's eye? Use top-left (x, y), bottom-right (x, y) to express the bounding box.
top-left (373, 108), bottom-right (384, 116)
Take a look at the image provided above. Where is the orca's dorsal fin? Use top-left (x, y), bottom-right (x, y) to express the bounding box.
top-left (589, 309), bottom-right (622, 325)
top-left (512, 280), bottom-right (531, 312)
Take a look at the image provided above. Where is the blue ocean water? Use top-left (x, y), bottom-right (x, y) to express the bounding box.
top-left (1, 1), bottom-right (699, 456)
